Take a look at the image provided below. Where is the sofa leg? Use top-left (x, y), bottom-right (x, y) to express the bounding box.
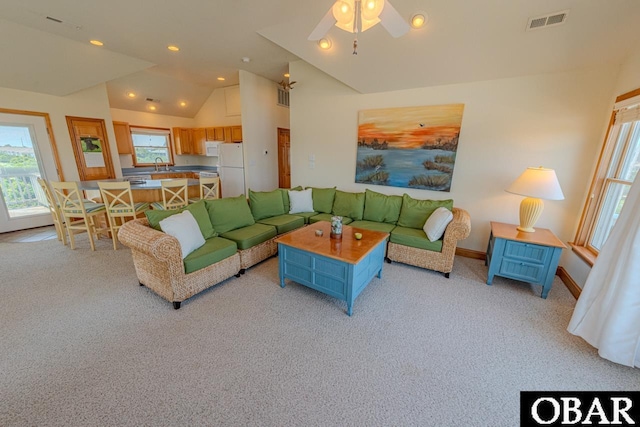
top-left (173, 301), bottom-right (181, 310)
top-left (385, 257), bottom-right (392, 264)
top-left (444, 272), bottom-right (450, 279)
top-left (239, 268), bottom-right (246, 275)
top-left (235, 272), bottom-right (241, 278)
top-left (139, 282), bottom-right (144, 287)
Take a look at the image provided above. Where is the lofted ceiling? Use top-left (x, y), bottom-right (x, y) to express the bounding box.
top-left (1, 0), bottom-right (639, 118)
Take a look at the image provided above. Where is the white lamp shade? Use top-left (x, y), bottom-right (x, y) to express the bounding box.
top-left (505, 167), bottom-right (564, 200)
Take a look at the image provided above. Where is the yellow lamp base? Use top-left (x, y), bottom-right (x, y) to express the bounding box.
top-left (517, 197), bottom-right (544, 233)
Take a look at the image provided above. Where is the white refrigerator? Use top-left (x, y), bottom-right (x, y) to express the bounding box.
top-left (218, 143), bottom-right (246, 198)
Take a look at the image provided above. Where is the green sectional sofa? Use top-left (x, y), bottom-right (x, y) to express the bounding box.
top-left (119, 187), bottom-right (470, 309)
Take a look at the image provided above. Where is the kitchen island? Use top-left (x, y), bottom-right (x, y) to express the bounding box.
top-left (78, 178), bottom-right (200, 203)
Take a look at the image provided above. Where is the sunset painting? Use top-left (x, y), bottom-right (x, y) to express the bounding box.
top-left (356, 104), bottom-right (465, 192)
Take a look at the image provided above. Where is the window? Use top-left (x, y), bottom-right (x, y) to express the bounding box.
top-left (130, 127), bottom-right (173, 166)
top-left (573, 88), bottom-right (640, 264)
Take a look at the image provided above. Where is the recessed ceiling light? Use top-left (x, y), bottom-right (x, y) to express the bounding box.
top-left (148, 105), bottom-right (157, 111)
top-left (126, 92), bottom-right (136, 98)
top-left (179, 101), bottom-right (187, 107)
top-left (90, 40), bottom-right (104, 46)
top-left (167, 45), bottom-right (180, 52)
top-left (410, 12), bottom-right (428, 29)
top-left (241, 57), bottom-right (251, 63)
top-left (217, 77), bottom-right (226, 81)
top-left (284, 73), bottom-right (290, 78)
top-left (318, 38), bottom-right (332, 50)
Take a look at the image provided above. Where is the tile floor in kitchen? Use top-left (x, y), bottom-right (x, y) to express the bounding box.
top-left (0, 226), bottom-right (58, 243)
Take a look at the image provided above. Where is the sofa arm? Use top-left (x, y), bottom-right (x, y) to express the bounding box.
top-left (443, 207), bottom-right (471, 244)
top-left (118, 218), bottom-right (182, 262)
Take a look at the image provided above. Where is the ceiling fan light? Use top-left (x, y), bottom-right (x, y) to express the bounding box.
top-left (332, 0), bottom-right (354, 27)
top-left (361, 0), bottom-right (384, 21)
top-left (360, 17), bottom-right (381, 32)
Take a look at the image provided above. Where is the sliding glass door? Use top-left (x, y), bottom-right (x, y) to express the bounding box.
top-left (0, 113), bottom-right (59, 233)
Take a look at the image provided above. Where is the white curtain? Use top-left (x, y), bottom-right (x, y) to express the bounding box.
top-left (568, 176), bottom-right (640, 367)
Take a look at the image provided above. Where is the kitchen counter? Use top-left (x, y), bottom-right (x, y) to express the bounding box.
top-left (121, 166), bottom-right (217, 176)
top-left (78, 178), bottom-right (200, 203)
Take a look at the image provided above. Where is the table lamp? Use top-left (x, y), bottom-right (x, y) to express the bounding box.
top-left (505, 167), bottom-right (564, 233)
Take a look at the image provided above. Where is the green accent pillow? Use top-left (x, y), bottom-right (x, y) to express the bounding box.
top-left (279, 186), bottom-right (303, 213)
top-left (363, 189), bottom-right (403, 224)
top-left (145, 200), bottom-right (216, 239)
top-left (332, 190), bottom-right (365, 220)
top-left (249, 189), bottom-right (285, 221)
top-left (309, 187), bottom-right (336, 214)
top-left (396, 194), bottom-right (453, 229)
top-left (205, 195), bottom-right (255, 234)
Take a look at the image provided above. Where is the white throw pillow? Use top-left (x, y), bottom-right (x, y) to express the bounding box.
top-left (423, 207), bottom-right (454, 242)
top-left (159, 210), bottom-right (206, 259)
top-left (289, 188), bottom-right (314, 214)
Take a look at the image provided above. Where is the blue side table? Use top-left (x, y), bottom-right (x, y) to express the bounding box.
top-left (486, 221), bottom-right (566, 298)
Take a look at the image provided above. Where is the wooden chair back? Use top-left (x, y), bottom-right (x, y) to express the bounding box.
top-left (36, 178), bottom-right (66, 245)
top-left (161, 179), bottom-right (189, 210)
top-left (200, 176), bottom-right (220, 200)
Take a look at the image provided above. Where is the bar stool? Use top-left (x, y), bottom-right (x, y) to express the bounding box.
top-left (150, 179), bottom-right (189, 210)
top-left (189, 176), bottom-right (220, 203)
top-left (98, 181), bottom-right (150, 250)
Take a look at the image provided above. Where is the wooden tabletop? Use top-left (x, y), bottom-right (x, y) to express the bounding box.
top-left (275, 222), bottom-right (389, 265)
top-left (490, 221), bottom-right (566, 248)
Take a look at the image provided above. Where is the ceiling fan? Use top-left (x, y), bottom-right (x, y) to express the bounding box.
top-left (308, 0), bottom-right (410, 54)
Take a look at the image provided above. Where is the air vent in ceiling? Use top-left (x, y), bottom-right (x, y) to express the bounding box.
top-left (526, 10), bottom-right (569, 31)
top-left (145, 97), bottom-right (160, 103)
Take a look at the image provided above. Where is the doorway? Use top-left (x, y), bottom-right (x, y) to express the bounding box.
top-left (277, 128), bottom-right (291, 188)
top-left (0, 111), bottom-right (61, 233)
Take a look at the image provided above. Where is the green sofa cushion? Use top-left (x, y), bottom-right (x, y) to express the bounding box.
top-left (309, 213), bottom-right (353, 225)
top-left (220, 223), bottom-right (277, 250)
top-left (309, 187), bottom-right (336, 214)
top-left (291, 211), bottom-right (318, 224)
top-left (390, 226), bottom-right (443, 252)
top-left (397, 194), bottom-right (454, 229)
top-left (146, 199), bottom-right (216, 239)
top-left (257, 214), bottom-right (305, 235)
top-left (349, 220), bottom-right (396, 234)
top-left (332, 190), bottom-right (365, 221)
top-left (279, 186), bottom-right (303, 213)
top-left (206, 195), bottom-right (255, 235)
top-left (183, 237), bottom-right (238, 274)
top-left (249, 189), bottom-right (285, 221)
top-left (363, 189), bottom-right (403, 224)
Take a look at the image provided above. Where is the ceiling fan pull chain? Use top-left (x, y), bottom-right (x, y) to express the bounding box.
top-left (353, 38), bottom-right (358, 55)
top-left (353, 0), bottom-right (361, 55)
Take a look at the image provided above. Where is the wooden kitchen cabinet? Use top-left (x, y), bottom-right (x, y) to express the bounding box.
top-left (214, 127), bottom-right (225, 141)
top-left (173, 127), bottom-right (193, 155)
top-left (231, 126), bottom-right (243, 142)
top-left (192, 128), bottom-right (206, 155)
top-left (205, 127), bottom-right (216, 141)
top-left (113, 121), bottom-right (133, 154)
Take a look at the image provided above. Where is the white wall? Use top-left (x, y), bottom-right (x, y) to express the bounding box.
top-left (194, 85), bottom-right (242, 127)
top-left (110, 108), bottom-right (214, 167)
top-left (289, 60), bottom-right (618, 259)
top-left (0, 83), bottom-right (119, 180)
top-left (239, 70), bottom-right (290, 192)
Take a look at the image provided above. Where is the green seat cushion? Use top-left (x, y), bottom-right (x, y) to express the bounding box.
top-left (349, 220), bottom-right (396, 234)
top-left (206, 195), bottom-right (255, 235)
top-left (279, 186), bottom-right (303, 213)
top-left (183, 237), bottom-right (238, 274)
top-left (309, 187), bottom-right (336, 214)
top-left (220, 223), bottom-right (277, 250)
top-left (390, 226), bottom-right (443, 252)
top-left (257, 214), bottom-right (305, 234)
top-left (363, 189), bottom-right (403, 224)
top-left (332, 190), bottom-right (365, 221)
top-left (291, 211), bottom-right (318, 224)
top-left (309, 213), bottom-right (353, 225)
top-left (146, 199), bottom-right (216, 239)
top-left (249, 189), bottom-right (286, 221)
top-left (397, 194), bottom-right (454, 229)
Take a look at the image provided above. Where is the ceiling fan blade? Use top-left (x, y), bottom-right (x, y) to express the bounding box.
top-left (379, 1), bottom-right (410, 38)
top-left (308, 8), bottom-right (337, 41)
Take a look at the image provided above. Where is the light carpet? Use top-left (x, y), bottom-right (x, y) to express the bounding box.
top-left (0, 236), bottom-right (638, 426)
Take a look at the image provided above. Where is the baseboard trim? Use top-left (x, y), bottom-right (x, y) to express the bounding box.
top-left (456, 248), bottom-right (581, 299)
top-left (456, 247), bottom-right (485, 260)
top-left (556, 267), bottom-right (581, 299)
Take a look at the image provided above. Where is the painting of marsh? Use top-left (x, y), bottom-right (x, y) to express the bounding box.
top-left (356, 104), bottom-right (464, 192)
